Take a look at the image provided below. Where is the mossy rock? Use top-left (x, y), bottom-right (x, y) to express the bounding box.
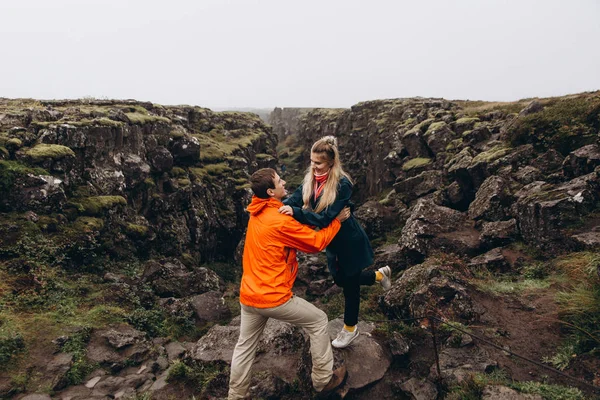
top-left (72, 217), bottom-right (105, 232)
top-left (124, 223), bottom-right (149, 238)
top-left (402, 157), bottom-right (432, 171)
top-left (425, 121), bottom-right (447, 135)
top-left (256, 153), bottom-right (275, 161)
top-left (0, 160), bottom-right (48, 193)
top-left (177, 178), bottom-right (191, 187)
top-left (6, 138), bottom-right (23, 150)
top-left (506, 95), bottom-right (600, 154)
top-left (69, 196), bottom-right (127, 216)
top-left (471, 145), bottom-right (511, 164)
top-left (125, 112), bottom-right (170, 125)
top-left (0, 147), bottom-right (8, 158)
top-left (24, 144), bottom-right (75, 162)
top-left (170, 167), bottom-right (187, 177)
top-left (455, 117), bottom-right (480, 125)
top-left (204, 163), bottom-right (233, 176)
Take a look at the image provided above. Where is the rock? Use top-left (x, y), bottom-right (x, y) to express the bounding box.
top-left (86, 325), bottom-right (150, 368)
top-left (147, 146), bottom-right (173, 173)
top-left (430, 346), bottom-right (497, 384)
top-left (400, 199), bottom-right (480, 260)
top-left (513, 173), bottom-right (600, 249)
top-left (531, 149), bottom-right (564, 174)
top-left (480, 219), bottom-right (518, 248)
top-left (307, 279), bottom-right (331, 296)
top-left (169, 135), bottom-right (200, 165)
top-left (142, 259), bottom-right (220, 298)
top-left (372, 243), bottom-right (405, 271)
top-left (121, 154), bottom-right (151, 188)
top-left (248, 372), bottom-right (291, 400)
top-left (388, 332), bottom-right (410, 357)
top-left (571, 230), bottom-right (600, 249)
top-left (468, 248), bottom-right (511, 272)
top-left (424, 122), bottom-right (456, 155)
top-left (85, 376), bottom-right (103, 388)
top-left (101, 325), bottom-right (145, 349)
top-left (189, 290), bottom-right (231, 323)
top-left (482, 385), bottom-right (543, 399)
top-left (393, 170), bottom-right (444, 204)
top-left (401, 130), bottom-right (431, 158)
top-left (91, 376), bottom-right (126, 397)
top-left (468, 176), bottom-right (512, 221)
top-left (18, 394), bottom-right (52, 400)
top-left (563, 144), bottom-right (600, 178)
top-left (54, 384), bottom-right (93, 399)
top-left (0, 173), bottom-right (67, 213)
top-left (46, 352), bottom-right (73, 390)
top-left (519, 100), bottom-right (543, 116)
top-left (164, 341), bottom-right (186, 362)
top-left (327, 319), bottom-right (391, 396)
top-left (354, 200), bottom-right (399, 239)
top-left (381, 259), bottom-right (476, 322)
top-left (463, 126), bottom-right (492, 147)
top-left (514, 166), bottom-right (541, 184)
top-left (399, 377), bottom-right (438, 400)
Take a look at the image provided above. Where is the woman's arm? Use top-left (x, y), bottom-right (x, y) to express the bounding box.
top-left (290, 180), bottom-right (353, 228)
top-left (283, 185), bottom-right (303, 207)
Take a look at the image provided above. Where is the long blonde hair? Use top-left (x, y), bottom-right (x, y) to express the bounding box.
top-left (302, 136), bottom-right (353, 213)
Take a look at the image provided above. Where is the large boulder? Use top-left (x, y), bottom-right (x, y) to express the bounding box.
top-left (169, 135), bottom-right (200, 165)
top-left (400, 199), bottom-right (480, 260)
top-left (423, 122), bottom-right (456, 155)
top-left (468, 176), bottom-right (513, 221)
top-left (562, 144), bottom-right (600, 178)
top-left (429, 346), bottom-right (497, 385)
top-left (381, 259), bottom-right (477, 322)
top-left (393, 170), bottom-right (444, 204)
top-left (513, 172), bottom-right (600, 249)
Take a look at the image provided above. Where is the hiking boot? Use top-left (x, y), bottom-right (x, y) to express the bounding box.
top-left (332, 327), bottom-right (359, 348)
top-left (378, 265), bottom-right (392, 291)
top-left (318, 365), bottom-right (347, 396)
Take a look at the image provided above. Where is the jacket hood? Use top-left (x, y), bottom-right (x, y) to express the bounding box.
top-left (246, 196), bottom-right (282, 216)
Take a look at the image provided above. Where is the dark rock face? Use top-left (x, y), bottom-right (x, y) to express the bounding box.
top-left (480, 219), bottom-right (519, 248)
top-left (394, 170), bottom-right (444, 204)
top-left (400, 199), bottom-right (480, 260)
top-left (562, 144), bottom-right (600, 178)
top-left (381, 260), bottom-right (476, 322)
top-left (513, 172), bottom-right (600, 249)
top-left (468, 176), bottom-right (513, 221)
top-left (142, 259), bottom-right (220, 298)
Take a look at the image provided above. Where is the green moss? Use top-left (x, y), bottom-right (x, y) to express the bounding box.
top-left (255, 153), bottom-right (275, 161)
top-left (0, 147), bottom-right (8, 158)
top-left (143, 177), bottom-right (155, 187)
top-left (72, 217), bottom-right (105, 232)
top-left (204, 163), bottom-right (233, 176)
top-left (125, 112), bottom-right (170, 125)
top-left (25, 144), bottom-right (75, 162)
top-left (507, 95), bottom-right (600, 154)
top-left (190, 167), bottom-right (207, 180)
top-left (170, 167), bottom-right (186, 177)
top-left (425, 121), bottom-right (447, 134)
top-left (69, 196), bottom-right (127, 216)
top-left (402, 157), bottom-right (432, 171)
top-left (7, 138), bottom-right (23, 148)
top-left (471, 144), bottom-right (511, 164)
top-left (0, 318), bottom-right (25, 368)
top-left (177, 178), bottom-right (191, 187)
top-left (455, 117), bottom-right (480, 125)
top-left (0, 160), bottom-right (49, 193)
top-left (511, 381), bottom-right (586, 400)
top-left (33, 118), bottom-right (123, 128)
top-left (123, 223), bottom-right (148, 238)
top-left (446, 138), bottom-right (464, 151)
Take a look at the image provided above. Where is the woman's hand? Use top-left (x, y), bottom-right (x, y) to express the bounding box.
top-left (278, 205), bottom-right (294, 216)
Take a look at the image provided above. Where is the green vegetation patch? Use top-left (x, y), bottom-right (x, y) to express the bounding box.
top-left (125, 112), bottom-right (170, 125)
top-left (69, 196), bottom-right (127, 216)
top-left (0, 160), bottom-right (48, 193)
top-left (471, 144), bottom-right (511, 164)
top-left (0, 318), bottom-right (25, 368)
top-left (24, 144), bottom-right (75, 162)
top-left (506, 94), bottom-right (600, 154)
top-left (425, 121), bottom-right (447, 134)
top-left (402, 157), bottom-right (432, 171)
top-left (72, 217), bottom-right (105, 232)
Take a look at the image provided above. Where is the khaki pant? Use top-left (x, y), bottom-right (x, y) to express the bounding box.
top-left (228, 295), bottom-right (333, 399)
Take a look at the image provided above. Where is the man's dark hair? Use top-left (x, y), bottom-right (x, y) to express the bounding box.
top-left (250, 168), bottom-right (276, 199)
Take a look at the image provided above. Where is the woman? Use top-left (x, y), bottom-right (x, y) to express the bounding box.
top-left (279, 135), bottom-right (391, 348)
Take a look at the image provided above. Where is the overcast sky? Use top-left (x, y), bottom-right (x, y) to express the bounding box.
top-left (1, 0), bottom-right (599, 109)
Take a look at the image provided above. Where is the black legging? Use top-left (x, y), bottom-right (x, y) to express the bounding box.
top-left (333, 270), bottom-right (376, 326)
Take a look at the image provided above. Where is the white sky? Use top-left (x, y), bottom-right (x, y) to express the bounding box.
top-left (1, 0), bottom-right (599, 108)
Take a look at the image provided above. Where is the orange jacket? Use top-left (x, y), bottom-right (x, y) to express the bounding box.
top-left (240, 196), bottom-right (341, 308)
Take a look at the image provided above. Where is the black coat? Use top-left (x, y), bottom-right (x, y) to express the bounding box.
top-left (283, 176), bottom-right (373, 278)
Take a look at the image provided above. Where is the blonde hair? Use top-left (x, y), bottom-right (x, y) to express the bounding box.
top-left (302, 136), bottom-right (353, 213)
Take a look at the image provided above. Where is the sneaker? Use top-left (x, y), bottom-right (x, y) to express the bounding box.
top-left (332, 327), bottom-right (359, 348)
top-left (318, 365), bottom-right (347, 397)
top-left (378, 265), bottom-right (392, 291)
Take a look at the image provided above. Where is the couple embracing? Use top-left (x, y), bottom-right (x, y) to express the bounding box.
top-left (228, 136), bottom-right (392, 399)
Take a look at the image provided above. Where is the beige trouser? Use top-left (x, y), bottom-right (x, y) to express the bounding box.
top-left (228, 295), bottom-right (333, 399)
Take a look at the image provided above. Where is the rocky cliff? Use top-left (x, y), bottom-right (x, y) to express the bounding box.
top-left (1, 94), bottom-right (599, 400)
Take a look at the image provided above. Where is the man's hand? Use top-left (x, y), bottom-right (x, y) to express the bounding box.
top-left (278, 205), bottom-right (294, 216)
top-left (336, 207), bottom-right (351, 223)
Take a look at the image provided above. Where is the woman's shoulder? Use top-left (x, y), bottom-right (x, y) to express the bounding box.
top-left (338, 176), bottom-right (353, 188)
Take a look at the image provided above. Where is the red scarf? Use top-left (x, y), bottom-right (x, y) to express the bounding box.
top-left (314, 171), bottom-right (329, 201)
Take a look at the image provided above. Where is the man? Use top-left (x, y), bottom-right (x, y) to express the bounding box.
top-left (228, 168), bottom-right (349, 399)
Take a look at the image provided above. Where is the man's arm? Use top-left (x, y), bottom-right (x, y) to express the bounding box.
top-left (278, 208), bottom-right (349, 253)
